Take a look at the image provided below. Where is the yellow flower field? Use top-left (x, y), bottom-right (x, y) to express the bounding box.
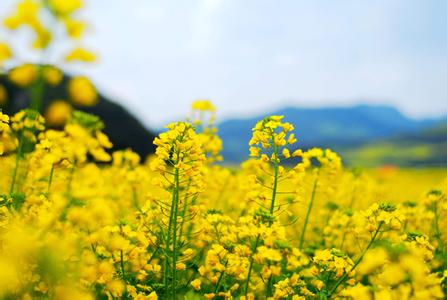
top-left (1, 0), bottom-right (446, 299)
top-left (0, 104), bottom-right (446, 299)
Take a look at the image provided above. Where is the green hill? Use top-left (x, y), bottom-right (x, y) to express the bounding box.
top-left (342, 124), bottom-right (447, 167)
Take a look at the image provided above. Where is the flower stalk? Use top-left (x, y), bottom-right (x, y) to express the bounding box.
top-left (328, 221), bottom-right (383, 296)
top-left (299, 171), bottom-right (319, 250)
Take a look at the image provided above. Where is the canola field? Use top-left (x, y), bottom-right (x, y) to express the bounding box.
top-left (1, 0), bottom-right (447, 299)
top-left (0, 103), bottom-right (447, 300)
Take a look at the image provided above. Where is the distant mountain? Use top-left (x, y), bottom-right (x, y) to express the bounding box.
top-left (218, 105), bottom-right (446, 163)
top-left (343, 123), bottom-right (447, 167)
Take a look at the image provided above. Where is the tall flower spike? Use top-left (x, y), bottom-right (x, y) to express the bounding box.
top-left (150, 121), bottom-right (206, 298)
top-left (244, 115), bottom-right (302, 297)
top-left (248, 115), bottom-right (300, 218)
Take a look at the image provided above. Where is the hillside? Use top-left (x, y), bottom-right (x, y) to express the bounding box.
top-left (343, 123), bottom-right (447, 167)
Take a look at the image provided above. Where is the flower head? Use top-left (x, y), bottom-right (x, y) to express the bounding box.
top-left (68, 76), bottom-right (98, 106)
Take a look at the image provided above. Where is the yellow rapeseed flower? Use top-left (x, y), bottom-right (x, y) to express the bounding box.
top-left (8, 63), bottom-right (37, 87)
top-left (45, 100), bottom-right (73, 126)
top-left (0, 43), bottom-right (13, 66)
top-left (65, 47), bottom-right (97, 63)
top-left (192, 100), bottom-right (216, 112)
top-left (3, 0), bottom-right (40, 30)
top-left (68, 76), bottom-right (98, 106)
top-left (43, 66), bottom-right (63, 86)
top-left (49, 0), bottom-right (83, 15)
top-left (191, 279), bottom-right (202, 290)
top-left (63, 18), bottom-right (86, 39)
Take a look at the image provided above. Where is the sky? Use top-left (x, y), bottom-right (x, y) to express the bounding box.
top-left (1, 0), bottom-right (447, 127)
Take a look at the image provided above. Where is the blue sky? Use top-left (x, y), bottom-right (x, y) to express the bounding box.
top-left (1, 0), bottom-right (446, 127)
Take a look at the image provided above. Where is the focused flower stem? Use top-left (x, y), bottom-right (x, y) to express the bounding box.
top-left (269, 144), bottom-right (280, 220)
top-left (328, 222), bottom-right (383, 296)
top-left (244, 234), bottom-right (260, 296)
top-left (299, 171), bottom-right (319, 250)
top-left (171, 166), bottom-right (180, 300)
top-left (265, 269), bottom-right (274, 297)
top-left (214, 260), bottom-right (228, 294)
top-left (265, 144), bottom-right (280, 297)
top-left (246, 139), bottom-right (280, 297)
top-left (178, 179), bottom-right (192, 240)
top-left (164, 149), bottom-right (181, 299)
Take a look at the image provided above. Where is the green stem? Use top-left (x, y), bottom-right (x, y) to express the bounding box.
top-left (433, 201), bottom-right (445, 255)
top-left (90, 244), bottom-right (97, 255)
top-left (164, 162), bottom-right (180, 299)
top-left (269, 144), bottom-right (280, 221)
top-left (244, 234), bottom-right (260, 296)
top-left (245, 135), bottom-right (281, 297)
top-left (120, 250), bottom-right (125, 280)
top-left (163, 247), bottom-right (169, 296)
top-left (47, 163), bottom-right (54, 194)
top-left (299, 172), bottom-right (319, 250)
top-left (317, 293), bottom-right (329, 300)
top-left (178, 179), bottom-right (192, 240)
top-left (248, 139), bottom-right (280, 297)
top-left (214, 260), bottom-right (228, 294)
top-left (171, 167), bottom-right (180, 300)
top-left (265, 273), bottom-right (274, 298)
top-left (328, 222), bottom-right (383, 296)
top-left (9, 131), bottom-right (24, 194)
